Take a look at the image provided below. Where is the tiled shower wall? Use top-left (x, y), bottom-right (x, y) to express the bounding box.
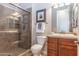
top-left (0, 32), bottom-right (19, 51)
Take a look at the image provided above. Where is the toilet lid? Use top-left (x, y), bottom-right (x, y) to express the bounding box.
top-left (31, 44), bottom-right (42, 50)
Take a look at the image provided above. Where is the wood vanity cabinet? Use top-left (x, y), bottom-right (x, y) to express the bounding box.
top-left (48, 37), bottom-right (58, 56)
top-left (47, 36), bottom-right (77, 56)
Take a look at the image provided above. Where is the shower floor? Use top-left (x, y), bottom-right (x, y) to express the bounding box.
top-left (0, 47), bottom-right (27, 56)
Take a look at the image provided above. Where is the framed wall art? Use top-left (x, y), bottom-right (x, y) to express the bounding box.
top-left (36, 22), bottom-right (45, 33)
top-left (36, 9), bottom-right (46, 22)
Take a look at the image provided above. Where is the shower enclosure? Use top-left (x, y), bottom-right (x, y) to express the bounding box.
top-left (0, 3), bottom-right (31, 56)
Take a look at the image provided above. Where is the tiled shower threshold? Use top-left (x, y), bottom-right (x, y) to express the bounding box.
top-left (0, 48), bottom-right (32, 56)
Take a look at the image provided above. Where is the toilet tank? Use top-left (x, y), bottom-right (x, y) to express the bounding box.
top-left (37, 36), bottom-right (47, 45)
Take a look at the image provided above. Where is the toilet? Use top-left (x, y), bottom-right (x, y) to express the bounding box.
top-left (31, 36), bottom-right (47, 56)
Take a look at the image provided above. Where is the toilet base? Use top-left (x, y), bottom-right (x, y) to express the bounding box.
top-left (33, 54), bottom-right (42, 56)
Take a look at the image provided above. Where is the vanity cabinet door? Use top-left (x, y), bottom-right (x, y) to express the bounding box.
top-left (47, 37), bottom-right (77, 56)
top-left (59, 39), bottom-right (77, 56)
top-left (48, 49), bottom-right (57, 56)
top-left (59, 45), bottom-right (77, 56)
top-left (47, 37), bottom-right (58, 56)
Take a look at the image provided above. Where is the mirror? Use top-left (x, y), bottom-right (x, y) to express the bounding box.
top-left (57, 6), bottom-right (70, 32)
top-left (52, 3), bottom-right (78, 33)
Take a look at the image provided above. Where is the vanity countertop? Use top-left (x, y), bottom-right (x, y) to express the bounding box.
top-left (48, 33), bottom-right (77, 39)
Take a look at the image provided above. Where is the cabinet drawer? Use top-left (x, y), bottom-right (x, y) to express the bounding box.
top-left (59, 45), bottom-right (77, 56)
top-left (48, 49), bottom-right (57, 56)
top-left (59, 39), bottom-right (77, 46)
top-left (48, 43), bottom-right (57, 49)
top-left (48, 37), bottom-right (57, 43)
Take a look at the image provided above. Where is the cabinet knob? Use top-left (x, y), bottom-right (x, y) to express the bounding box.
top-left (74, 41), bottom-right (79, 45)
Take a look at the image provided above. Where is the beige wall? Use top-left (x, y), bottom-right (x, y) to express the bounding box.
top-left (31, 3), bottom-right (52, 45)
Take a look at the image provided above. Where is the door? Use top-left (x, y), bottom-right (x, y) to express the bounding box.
top-left (19, 13), bottom-right (31, 49)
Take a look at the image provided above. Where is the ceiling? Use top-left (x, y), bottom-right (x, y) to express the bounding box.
top-left (0, 3), bottom-right (32, 18)
top-left (12, 3), bottom-right (32, 11)
top-left (0, 5), bottom-right (15, 18)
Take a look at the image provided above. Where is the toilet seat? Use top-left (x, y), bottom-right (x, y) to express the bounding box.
top-left (31, 44), bottom-right (42, 50)
top-left (31, 36), bottom-right (47, 56)
top-left (31, 44), bottom-right (42, 56)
